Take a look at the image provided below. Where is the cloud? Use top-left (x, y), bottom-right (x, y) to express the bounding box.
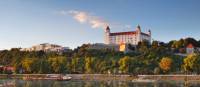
top-left (68, 10), bottom-right (88, 23)
top-left (58, 10), bottom-right (132, 30)
top-left (67, 10), bottom-right (108, 29)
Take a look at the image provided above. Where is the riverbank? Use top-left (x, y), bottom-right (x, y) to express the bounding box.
top-left (138, 75), bottom-right (200, 81)
top-left (1, 74), bottom-right (200, 81)
top-left (0, 74), bottom-right (135, 81)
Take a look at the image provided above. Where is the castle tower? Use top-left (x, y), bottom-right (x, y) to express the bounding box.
top-left (136, 25), bottom-right (141, 43)
top-left (105, 26), bottom-right (110, 44)
top-left (148, 29), bottom-right (151, 43)
top-left (136, 24), bottom-right (141, 33)
top-left (148, 29), bottom-right (151, 36)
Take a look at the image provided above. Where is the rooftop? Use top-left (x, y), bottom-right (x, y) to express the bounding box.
top-left (110, 31), bottom-right (150, 36)
top-left (187, 44), bottom-right (194, 48)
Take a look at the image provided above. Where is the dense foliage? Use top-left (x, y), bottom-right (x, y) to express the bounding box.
top-left (0, 37), bottom-right (200, 74)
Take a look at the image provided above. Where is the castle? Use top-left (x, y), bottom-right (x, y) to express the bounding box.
top-left (104, 25), bottom-right (151, 45)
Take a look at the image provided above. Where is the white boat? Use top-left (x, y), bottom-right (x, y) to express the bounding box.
top-left (132, 77), bottom-right (156, 83)
top-left (23, 74), bottom-right (72, 81)
top-left (61, 76), bottom-right (72, 81)
top-left (46, 74), bottom-right (72, 81)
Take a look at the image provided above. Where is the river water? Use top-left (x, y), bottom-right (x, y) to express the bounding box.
top-left (0, 79), bottom-right (200, 87)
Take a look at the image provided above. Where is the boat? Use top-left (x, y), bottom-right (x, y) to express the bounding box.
top-left (57, 75), bottom-right (72, 81)
top-left (23, 74), bottom-right (72, 81)
top-left (132, 79), bottom-right (156, 83)
top-left (132, 77), bottom-right (157, 83)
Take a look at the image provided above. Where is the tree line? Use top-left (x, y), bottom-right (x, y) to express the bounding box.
top-left (0, 37), bottom-right (200, 74)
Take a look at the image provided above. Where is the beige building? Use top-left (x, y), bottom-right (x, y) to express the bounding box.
top-left (21, 43), bottom-right (69, 53)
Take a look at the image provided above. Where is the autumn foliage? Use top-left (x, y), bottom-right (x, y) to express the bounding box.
top-left (159, 57), bottom-right (173, 72)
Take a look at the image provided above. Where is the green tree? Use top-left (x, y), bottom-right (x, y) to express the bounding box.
top-left (71, 57), bottom-right (85, 73)
top-left (84, 57), bottom-right (95, 74)
top-left (183, 54), bottom-right (200, 73)
top-left (37, 59), bottom-right (50, 74)
top-left (48, 56), bottom-right (67, 73)
top-left (21, 58), bottom-right (36, 73)
top-left (152, 41), bottom-right (159, 49)
top-left (138, 40), bottom-right (150, 53)
top-left (118, 56), bottom-right (134, 74)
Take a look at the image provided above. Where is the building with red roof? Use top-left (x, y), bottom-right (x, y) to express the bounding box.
top-left (104, 25), bottom-right (151, 45)
top-left (186, 43), bottom-right (195, 54)
top-left (0, 66), bottom-right (15, 74)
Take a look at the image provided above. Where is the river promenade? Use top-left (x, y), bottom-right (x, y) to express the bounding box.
top-left (0, 74), bottom-right (134, 81)
top-left (138, 75), bottom-right (200, 81)
top-left (1, 74), bottom-right (200, 81)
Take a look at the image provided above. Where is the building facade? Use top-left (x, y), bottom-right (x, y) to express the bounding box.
top-left (186, 43), bottom-right (195, 54)
top-left (105, 25), bottom-right (151, 45)
top-left (20, 43), bottom-right (69, 53)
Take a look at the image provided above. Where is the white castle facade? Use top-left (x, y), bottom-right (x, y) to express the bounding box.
top-left (104, 25), bottom-right (151, 45)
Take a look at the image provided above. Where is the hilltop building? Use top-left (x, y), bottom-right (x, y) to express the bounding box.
top-left (104, 25), bottom-right (151, 52)
top-left (175, 43), bottom-right (200, 56)
top-left (20, 43), bottom-right (69, 53)
top-left (186, 43), bottom-right (198, 54)
top-left (186, 44), bottom-right (194, 54)
top-left (104, 25), bottom-right (151, 45)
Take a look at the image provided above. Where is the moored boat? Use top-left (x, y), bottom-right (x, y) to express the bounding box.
top-left (132, 77), bottom-right (157, 83)
top-left (57, 76), bottom-right (72, 81)
top-left (23, 74), bottom-right (72, 81)
top-left (132, 79), bottom-right (156, 83)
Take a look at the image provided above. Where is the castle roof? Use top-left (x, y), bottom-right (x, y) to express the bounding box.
top-left (106, 26), bottom-right (110, 30)
top-left (187, 43), bottom-right (194, 48)
top-left (110, 31), bottom-right (150, 36)
top-left (110, 31), bottom-right (136, 36)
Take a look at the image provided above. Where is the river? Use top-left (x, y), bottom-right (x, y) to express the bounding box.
top-left (0, 79), bottom-right (200, 87)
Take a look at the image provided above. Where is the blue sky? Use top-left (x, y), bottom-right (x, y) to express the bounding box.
top-left (0, 0), bottom-right (200, 49)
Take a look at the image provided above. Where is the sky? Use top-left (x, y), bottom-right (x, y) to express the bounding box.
top-left (0, 0), bottom-right (200, 49)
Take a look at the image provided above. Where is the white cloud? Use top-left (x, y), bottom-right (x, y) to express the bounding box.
top-left (89, 17), bottom-right (107, 28)
top-left (67, 10), bottom-right (108, 29)
top-left (68, 10), bottom-right (88, 23)
top-left (58, 10), bottom-right (132, 30)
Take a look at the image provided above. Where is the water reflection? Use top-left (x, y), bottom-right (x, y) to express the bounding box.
top-left (0, 79), bottom-right (16, 87)
top-left (1, 79), bottom-right (200, 87)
